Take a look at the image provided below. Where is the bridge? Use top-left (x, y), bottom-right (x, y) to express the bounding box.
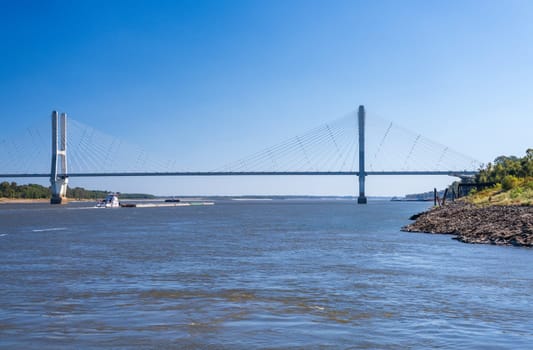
top-left (0, 106), bottom-right (479, 204)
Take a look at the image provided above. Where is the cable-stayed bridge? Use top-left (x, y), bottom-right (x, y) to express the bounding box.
top-left (0, 106), bottom-right (479, 204)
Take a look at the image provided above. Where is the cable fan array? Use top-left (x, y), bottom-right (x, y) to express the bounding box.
top-left (213, 112), bottom-right (359, 173)
top-left (0, 110), bottom-right (481, 176)
top-left (364, 112), bottom-right (481, 172)
top-left (67, 119), bottom-right (180, 174)
top-left (0, 119), bottom-right (49, 174)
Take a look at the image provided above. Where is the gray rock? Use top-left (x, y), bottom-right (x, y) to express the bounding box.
top-left (402, 202), bottom-right (533, 247)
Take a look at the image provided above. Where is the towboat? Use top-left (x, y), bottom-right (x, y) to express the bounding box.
top-left (96, 193), bottom-right (120, 208)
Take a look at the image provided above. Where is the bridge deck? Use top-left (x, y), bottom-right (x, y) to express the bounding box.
top-left (0, 171), bottom-right (477, 178)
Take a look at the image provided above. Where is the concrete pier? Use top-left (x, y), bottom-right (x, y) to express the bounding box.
top-left (50, 111), bottom-right (69, 204)
top-left (357, 105), bottom-right (367, 204)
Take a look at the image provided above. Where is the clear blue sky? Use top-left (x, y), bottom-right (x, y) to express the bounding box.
top-left (1, 0), bottom-right (533, 196)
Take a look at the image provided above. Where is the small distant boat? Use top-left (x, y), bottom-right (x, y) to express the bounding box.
top-left (164, 198), bottom-right (180, 203)
top-left (96, 193), bottom-right (120, 208)
top-left (119, 203), bottom-right (136, 208)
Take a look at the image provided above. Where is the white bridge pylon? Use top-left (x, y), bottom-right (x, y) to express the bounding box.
top-left (50, 111), bottom-right (68, 204)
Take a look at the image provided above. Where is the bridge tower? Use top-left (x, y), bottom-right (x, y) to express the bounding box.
top-left (50, 111), bottom-right (69, 204)
top-left (357, 105), bottom-right (367, 204)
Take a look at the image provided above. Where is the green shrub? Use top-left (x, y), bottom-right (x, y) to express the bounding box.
top-left (510, 187), bottom-right (523, 199)
top-left (502, 175), bottom-right (520, 191)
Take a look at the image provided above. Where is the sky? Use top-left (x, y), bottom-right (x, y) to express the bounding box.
top-left (1, 0), bottom-right (533, 196)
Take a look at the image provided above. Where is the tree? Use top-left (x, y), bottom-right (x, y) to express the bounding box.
top-left (474, 150), bottom-right (533, 190)
top-left (526, 148), bottom-right (533, 161)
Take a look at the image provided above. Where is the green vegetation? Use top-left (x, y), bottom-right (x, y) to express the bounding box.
top-left (67, 187), bottom-right (113, 200)
top-left (0, 182), bottom-right (155, 200)
top-left (475, 149), bottom-right (533, 183)
top-left (0, 182), bottom-right (49, 199)
top-left (468, 149), bottom-right (533, 205)
top-left (68, 187), bottom-right (155, 199)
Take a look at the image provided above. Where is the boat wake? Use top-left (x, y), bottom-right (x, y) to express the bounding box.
top-left (66, 206), bottom-right (102, 210)
top-left (32, 227), bottom-right (67, 232)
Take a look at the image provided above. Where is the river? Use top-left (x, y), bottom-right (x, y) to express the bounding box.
top-left (1, 199), bottom-right (532, 349)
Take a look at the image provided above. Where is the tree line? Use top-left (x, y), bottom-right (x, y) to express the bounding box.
top-left (475, 149), bottom-right (533, 190)
top-left (0, 182), bottom-right (50, 199)
top-left (0, 182), bottom-right (154, 199)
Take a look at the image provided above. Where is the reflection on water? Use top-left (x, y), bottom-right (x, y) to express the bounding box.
top-left (1, 200), bottom-right (533, 349)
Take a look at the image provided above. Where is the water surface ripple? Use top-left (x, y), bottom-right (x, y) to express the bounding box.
top-left (1, 200), bottom-right (532, 349)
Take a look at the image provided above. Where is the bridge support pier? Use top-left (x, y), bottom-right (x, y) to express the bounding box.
top-left (50, 111), bottom-right (69, 204)
top-left (357, 105), bottom-right (367, 204)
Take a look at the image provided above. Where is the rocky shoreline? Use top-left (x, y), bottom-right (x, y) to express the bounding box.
top-left (402, 202), bottom-right (533, 247)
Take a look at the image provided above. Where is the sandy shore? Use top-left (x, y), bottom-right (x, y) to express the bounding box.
top-left (403, 202), bottom-right (533, 247)
top-left (0, 198), bottom-right (50, 204)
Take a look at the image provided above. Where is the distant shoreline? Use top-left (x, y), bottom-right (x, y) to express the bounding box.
top-left (0, 198), bottom-right (95, 204)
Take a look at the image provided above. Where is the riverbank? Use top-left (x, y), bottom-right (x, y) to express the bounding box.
top-left (403, 202), bottom-right (533, 246)
top-left (0, 198), bottom-right (50, 204)
top-left (0, 198), bottom-right (96, 204)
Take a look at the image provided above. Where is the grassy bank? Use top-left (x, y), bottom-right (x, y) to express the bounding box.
top-left (467, 177), bottom-right (533, 206)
